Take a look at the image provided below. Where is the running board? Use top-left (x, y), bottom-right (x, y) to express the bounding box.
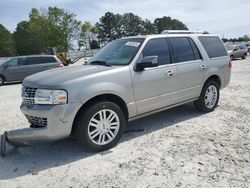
top-left (128, 98), bottom-right (198, 122)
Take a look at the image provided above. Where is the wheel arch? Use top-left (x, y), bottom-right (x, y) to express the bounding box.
top-left (0, 74), bottom-right (6, 84)
top-left (204, 75), bottom-right (221, 89)
top-left (71, 93), bottom-right (129, 136)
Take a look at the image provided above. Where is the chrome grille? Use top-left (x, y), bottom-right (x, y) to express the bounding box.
top-left (22, 87), bottom-right (37, 107)
top-left (25, 115), bottom-right (47, 128)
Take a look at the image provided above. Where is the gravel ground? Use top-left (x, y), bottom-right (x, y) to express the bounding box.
top-left (0, 57), bottom-right (250, 188)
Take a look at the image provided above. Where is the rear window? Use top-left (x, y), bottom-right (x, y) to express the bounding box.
top-left (199, 36), bottom-right (228, 58)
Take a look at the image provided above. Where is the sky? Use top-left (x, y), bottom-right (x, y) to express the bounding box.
top-left (0, 0), bottom-right (249, 38)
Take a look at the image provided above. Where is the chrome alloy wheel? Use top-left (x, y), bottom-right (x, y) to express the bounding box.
top-left (87, 109), bottom-right (120, 145)
top-left (205, 85), bottom-right (218, 109)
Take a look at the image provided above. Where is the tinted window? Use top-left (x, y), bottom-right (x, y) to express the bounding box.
top-left (27, 57), bottom-right (41, 65)
top-left (142, 38), bottom-right (171, 65)
top-left (40, 57), bottom-right (56, 64)
top-left (27, 56), bottom-right (56, 65)
top-left (199, 36), bottom-right (228, 58)
top-left (169, 37), bottom-right (195, 62)
top-left (7, 58), bottom-right (26, 67)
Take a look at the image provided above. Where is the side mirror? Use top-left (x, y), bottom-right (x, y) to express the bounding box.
top-left (136, 56), bottom-right (158, 71)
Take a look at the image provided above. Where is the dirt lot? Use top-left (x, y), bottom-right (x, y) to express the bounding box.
top-left (0, 57), bottom-right (250, 188)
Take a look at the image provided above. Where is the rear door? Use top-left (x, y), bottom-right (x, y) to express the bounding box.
top-left (26, 57), bottom-right (44, 76)
top-left (169, 37), bottom-right (205, 101)
top-left (132, 38), bottom-right (179, 114)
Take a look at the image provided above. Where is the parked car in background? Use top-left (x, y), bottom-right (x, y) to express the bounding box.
top-left (0, 55), bottom-right (63, 86)
top-left (225, 44), bottom-right (247, 60)
top-left (245, 42), bottom-right (250, 52)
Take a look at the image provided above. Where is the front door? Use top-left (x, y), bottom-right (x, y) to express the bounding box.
top-left (3, 57), bottom-right (28, 81)
top-left (131, 38), bottom-right (179, 114)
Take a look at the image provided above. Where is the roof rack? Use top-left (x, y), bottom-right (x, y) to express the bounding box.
top-left (161, 30), bottom-right (209, 34)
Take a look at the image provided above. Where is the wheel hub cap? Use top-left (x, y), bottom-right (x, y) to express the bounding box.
top-left (205, 85), bottom-right (218, 109)
top-left (88, 109), bottom-right (120, 145)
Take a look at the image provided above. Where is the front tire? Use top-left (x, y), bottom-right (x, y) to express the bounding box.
top-left (194, 80), bottom-right (220, 113)
top-left (76, 101), bottom-right (126, 152)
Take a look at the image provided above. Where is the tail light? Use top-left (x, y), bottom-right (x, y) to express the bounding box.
top-left (228, 60), bottom-right (232, 69)
top-left (59, 63), bottom-right (65, 67)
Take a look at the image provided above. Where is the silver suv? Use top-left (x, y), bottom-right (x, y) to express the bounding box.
top-left (1, 32), bottom-right (231, 155)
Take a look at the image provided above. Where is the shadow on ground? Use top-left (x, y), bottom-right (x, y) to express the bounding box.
top-left (0, 102), bottom-right (203, 180)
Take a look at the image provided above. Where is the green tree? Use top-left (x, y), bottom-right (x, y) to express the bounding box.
top-left (141, 19), bottom-right (155, 35)
top-left (0, 24), bottom-right (16, 57)
top-left (78, 21), bottom-right (99, 50)
top-left (96, 12), bottom-right (123, 42)
top-left (13, 7), bottom-right (81, 55)
top-left (14, 21), bottom-right (36, 55)
top-left (154, 16), bottom-right (188, 34)
top-left (120, 13), bottom-right (144, 36)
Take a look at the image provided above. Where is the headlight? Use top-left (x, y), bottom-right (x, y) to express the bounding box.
top-left (34, 89), bottom-right (67, 105)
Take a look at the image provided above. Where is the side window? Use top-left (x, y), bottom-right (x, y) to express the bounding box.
top-left (27, 57), bottom-right (41, 65)
top-left (40, 57), bottom-right (56, 64)
top-left (169, 37), bottom-right (195, 62)
top-left (7, 59), bottom-right (18, 67)
top-left (199, 36), bottom-right (228, 58)
top-left (7, 58), bottom-right (26, 67)
top-left (142, 38), bottom-right (171, 65)
top-left (235, 46), bottom-right (240, 51)
top-left (188, 38), bottom-right (202, 60)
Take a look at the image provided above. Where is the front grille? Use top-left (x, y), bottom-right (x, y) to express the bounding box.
top-left (22, 87), bottom-right (37, 107)
top-left (25, 115), bottom-right (47, 128)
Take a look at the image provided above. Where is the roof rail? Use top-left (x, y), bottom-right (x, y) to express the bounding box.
top-left (161, 30), bottom-right (209, 34)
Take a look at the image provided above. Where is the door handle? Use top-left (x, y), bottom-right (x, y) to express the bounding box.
top-left (165, 70), bottom-right (174, 76)
top-left (200, 64), bottom-right (206, 70)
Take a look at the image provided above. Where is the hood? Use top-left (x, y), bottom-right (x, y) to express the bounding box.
top-left (23, 64), bottom-right (115, 88)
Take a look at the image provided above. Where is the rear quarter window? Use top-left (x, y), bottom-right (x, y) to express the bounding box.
top-left (199, 36), bottom-right (228, 58)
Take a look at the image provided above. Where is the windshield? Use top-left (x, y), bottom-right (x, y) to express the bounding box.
top-left (225, 45), bottom-right (235, 51)
top-left (89, 38), bottom-right (144, 66)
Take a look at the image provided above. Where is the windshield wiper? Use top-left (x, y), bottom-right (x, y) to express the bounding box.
top-left (89, 60), bottom-right (112, 67)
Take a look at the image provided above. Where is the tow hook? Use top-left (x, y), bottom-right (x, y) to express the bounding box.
top-left (0, 132), bottom-right (17, 157)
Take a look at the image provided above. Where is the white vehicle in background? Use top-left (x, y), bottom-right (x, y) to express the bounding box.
top-left (225, 44), bottom-right (248, 60)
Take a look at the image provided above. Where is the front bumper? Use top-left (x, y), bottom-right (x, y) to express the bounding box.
top-left (2, 102), bottom-right (82, 149)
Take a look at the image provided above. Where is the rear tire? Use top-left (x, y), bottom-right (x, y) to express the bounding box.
top-left (194, 80), bottom-right (220, 113)
top-left (75, 101), bottom-right (126, 152)
top-left (0, 75), bottom-right (5, 86)
top-left (242, 53), bottom-right (247, 59)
